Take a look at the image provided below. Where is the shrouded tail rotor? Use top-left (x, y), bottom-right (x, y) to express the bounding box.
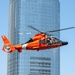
top-left (1, 35), bottom-right (16, 53)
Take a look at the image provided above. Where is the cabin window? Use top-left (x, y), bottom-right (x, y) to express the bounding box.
top-left (40, 39), bottom-right (45, 44)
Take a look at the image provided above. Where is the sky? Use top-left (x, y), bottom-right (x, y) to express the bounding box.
top-left (0, 0), bottom-right (75, 75)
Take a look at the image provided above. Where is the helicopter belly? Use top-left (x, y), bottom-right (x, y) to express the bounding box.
top-left (47, 44), bottom-right (62, 49)
top-left (39, 43), bottom-right (62, 50)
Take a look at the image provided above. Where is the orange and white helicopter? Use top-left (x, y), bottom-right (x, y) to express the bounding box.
top-left (1, 26), bottom-right (75, 53)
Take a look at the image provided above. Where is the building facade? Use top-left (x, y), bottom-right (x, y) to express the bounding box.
top-left (8, 0), bottom-right (60, 75)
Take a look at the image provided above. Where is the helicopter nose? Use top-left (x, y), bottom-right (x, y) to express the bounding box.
top-left (62, 42), bottom-right (68, 45)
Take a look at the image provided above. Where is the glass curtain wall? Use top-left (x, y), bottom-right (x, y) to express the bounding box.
top-left (8, 0), bottom-right (60, 75)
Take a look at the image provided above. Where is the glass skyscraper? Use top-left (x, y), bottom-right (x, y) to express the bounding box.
top-left (8, 0), bottom-right (60, 75)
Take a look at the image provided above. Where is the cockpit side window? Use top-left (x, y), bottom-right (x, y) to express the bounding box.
top-left (46, 37), bottom-right (52, 45)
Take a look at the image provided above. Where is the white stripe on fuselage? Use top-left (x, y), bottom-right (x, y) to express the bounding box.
top-left (22, 44), bottom-right (27, 49)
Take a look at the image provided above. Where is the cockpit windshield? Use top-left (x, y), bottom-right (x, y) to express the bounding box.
top-left (53, 37), bottom-right (62, 43)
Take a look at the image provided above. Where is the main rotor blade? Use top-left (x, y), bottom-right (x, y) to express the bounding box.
top-left (46, 27), bottom-right (75, 32)
top-left (28, 25), bottom-right (42, 33)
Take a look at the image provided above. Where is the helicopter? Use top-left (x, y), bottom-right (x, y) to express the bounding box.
top-left (1, 26), bottom-right (75, 53)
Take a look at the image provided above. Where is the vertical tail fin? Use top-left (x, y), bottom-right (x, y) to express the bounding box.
top-left (1, 35), bottom-right (16, 53)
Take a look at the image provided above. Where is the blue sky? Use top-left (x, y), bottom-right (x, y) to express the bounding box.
top-left (0, 0), bottom-right (75, 75)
